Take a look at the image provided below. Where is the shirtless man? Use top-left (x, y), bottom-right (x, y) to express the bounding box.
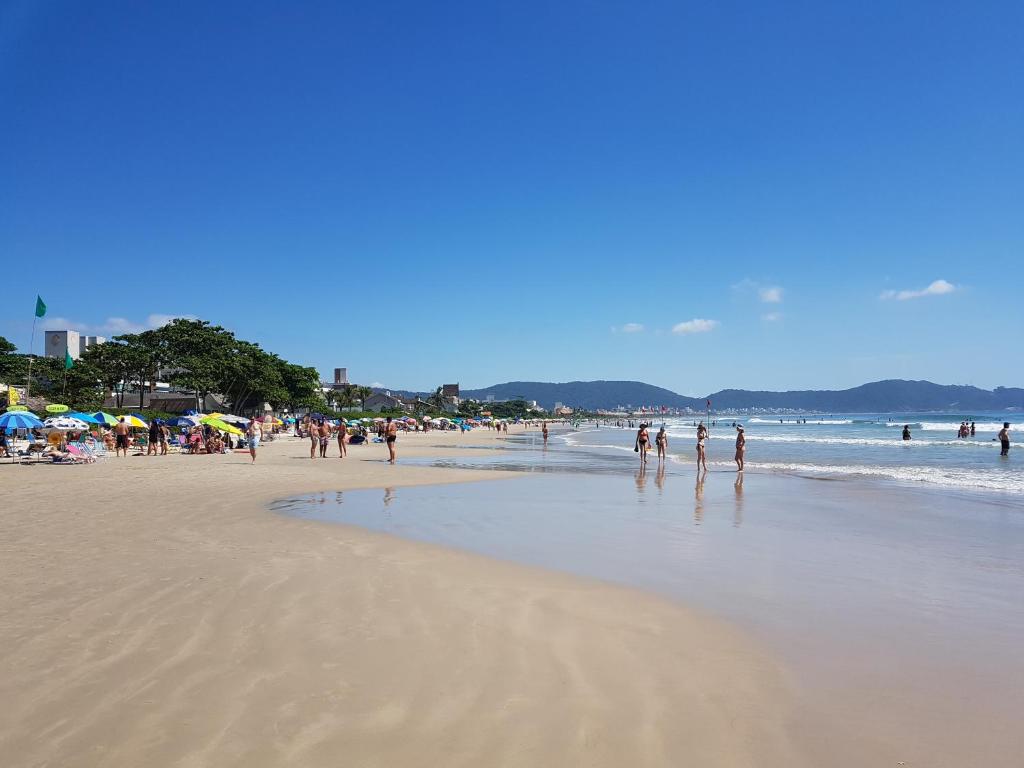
top-left (309, 419), bottom-right (319, 459)
top-left (635, 423), bottom-right (650, 464)
top-left (114, 416), bottom-right (131, 457)
top-left (385, 416), bottom-right (398, 464)
top-left (319, 420), bottom-right (331, 458)
top-left (734, 424), bottom-right (746, 471)
top-left (656, 425), bottom-right (668, 462)
top-left (696, 421), bottom-right (709, 471)
top-left (998, 423), bottom-right (1011, 457)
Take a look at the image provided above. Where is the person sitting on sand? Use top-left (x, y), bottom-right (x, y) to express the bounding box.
top-left (656, 426), bottom-right (668, 462)
top-left (0, 427), bottom-right (10, 458)
top-left (734, 425), bottom-right (746, 472)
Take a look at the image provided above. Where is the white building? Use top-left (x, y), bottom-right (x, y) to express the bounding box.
top-left (44, 330), bottom-right (107, 361)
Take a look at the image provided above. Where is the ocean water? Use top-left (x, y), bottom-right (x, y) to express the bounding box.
top-left (560, 413), bottom-right (1021, 493)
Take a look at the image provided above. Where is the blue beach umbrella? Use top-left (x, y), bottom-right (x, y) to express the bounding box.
top-left (68, 411), bottom-right (102, 424)
top-left (0, 411), bottom-right (44, 430)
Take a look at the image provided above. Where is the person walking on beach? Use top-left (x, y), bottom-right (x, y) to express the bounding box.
top-left (114, 417), bottom-right (130, 457)
top-left (696, 421), bottom-right (709, 471)
top-left (656, 425), bottom-right (668, 462)
top-left (385, 416), bottom-right (398, 464)
top-left (998, 423), bottom-right (1011, 456)
top-left (542, 422), bottom-right (549, 444)
top-left (902, 424), bottom-right (911, 441)
top-left (734, 424), bottom-right (746, 471)
top-left (246, 417), bottom-right (262, 463)
top-left (635, 423), bottom-right (650, 464)
top-left (337, 421), bottom-right (347, 458)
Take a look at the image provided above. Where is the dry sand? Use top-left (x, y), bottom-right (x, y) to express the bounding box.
top-left (0, 429), bottom-right (802, 767)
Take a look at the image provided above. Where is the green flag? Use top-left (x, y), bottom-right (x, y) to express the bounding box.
top-left (35, 295), bottom-right (47, 318)
top-left (65, 350), bottom-right (74, 370)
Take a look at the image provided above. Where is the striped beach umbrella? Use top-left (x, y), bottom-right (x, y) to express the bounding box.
top-left (0, 411), bottom-right (44, 430)
top-left (91, 412), bottom-right (120, 426)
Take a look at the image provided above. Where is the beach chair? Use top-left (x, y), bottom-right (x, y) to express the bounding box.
top-left (66, 445), bottom-right (96, 463)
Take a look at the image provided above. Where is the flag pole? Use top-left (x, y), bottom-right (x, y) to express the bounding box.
top-left (26, 314), bottom-right (37, 402)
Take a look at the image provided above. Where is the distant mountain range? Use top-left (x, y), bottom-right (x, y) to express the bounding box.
top-left (456, 379), bottom-right (1024, 413)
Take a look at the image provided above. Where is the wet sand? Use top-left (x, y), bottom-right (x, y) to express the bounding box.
top-left (0, 429), bottom-right (800, 767)
top-left (277, 439), bottom-right (1024, 767)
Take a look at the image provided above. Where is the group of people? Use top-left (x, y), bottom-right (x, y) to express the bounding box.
top-left (957, 421), bottom-right (977, 438)
top-left (634, 421), bottom-right (746, 472)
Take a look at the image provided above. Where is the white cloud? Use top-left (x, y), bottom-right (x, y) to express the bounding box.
top-left (672, 318), bottom-right (719, 335)
top-left (762, 312), bottom-right (782, 322)
top-left (41, 313), bottom-right (197, 335)
top-left (612, 322), bottom-right (645, 334)
top-left (759, 286), bottom-right (783, 303)
top-left (880, 279), bottom-right (956, 301)
top-left (369, 382), bottom-right (385, 389)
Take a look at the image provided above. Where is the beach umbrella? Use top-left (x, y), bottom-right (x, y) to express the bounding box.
top-left (0, 410), bottom-right (44, 430)
top-left (67, 411), bottom-right (102, 424)
top-left (116, 414), bottom-right (149, 428)
top-left (219, 414), bottom-right (250, 426)
top-left (43, 416), bottom-right (91, 431)
top-left (90, 411), bottom-right (119, 426)
top-left (167, 415), bottom-right (202, 427)
top-left (199, 416), bottom-right (243, 435)
top-left (309, 412), bottom-right (326, 420)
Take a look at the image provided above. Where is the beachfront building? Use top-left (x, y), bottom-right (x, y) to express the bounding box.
top-left (44, 330), bottom-right (106, 361)
top-left (363, 392), bottom-right (408, 413)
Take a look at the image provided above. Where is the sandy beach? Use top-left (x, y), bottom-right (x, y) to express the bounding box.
top-left (0, 428), bottom-right (801, 767)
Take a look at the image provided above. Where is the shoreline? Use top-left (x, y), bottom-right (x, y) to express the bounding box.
top-left (0, 429), bottom-right (803, 767)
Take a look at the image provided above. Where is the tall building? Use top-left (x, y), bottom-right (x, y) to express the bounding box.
top-left (333, 367), bottom-right (348, 385)
top-left (44, 330), bottom-right (106, 361)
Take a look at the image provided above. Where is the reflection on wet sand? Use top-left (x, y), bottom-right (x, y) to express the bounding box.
top-left (694, 471), bottom-right (706, 525)
top-left (634, 465), bottom-right (647, 496)
top-left (384, 487), bottom-right (396, 507)
top-left (655, 464), bottom-right (666, 493)
top-left (734, 473), bottom-right (744, 527)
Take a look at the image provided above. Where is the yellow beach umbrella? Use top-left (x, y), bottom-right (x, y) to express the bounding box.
top-left (116, 414), bottom-right (149, 428)
top-left (200, 416), bottom-right (243, 435)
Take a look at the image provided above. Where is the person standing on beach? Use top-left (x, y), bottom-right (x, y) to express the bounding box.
top-left (337, 421), bottom-right (347, 458)
top-left (309, 419), bottom-right (319, 459)
top-left (542, 422), bottom-right (549, 444)
top-left (114, 417), bottom-right (130, 457)
top-left (147, 419), bottom-right (160, 456)
top-left (318, 421), bottom-right (330, 458)
top-left (656, 425), bottom-right (668, 462)
top-left (247, 417), bottom-right (262, 463)
top-left (635, 423), bottom-right (650, 464)
top-left (696, 421), bottom-right (709, 471)
top-left (385, 416), bottom-right (398, 464)
top-left (998, 423), bottom-right (1011, 456)
top-left (970, 421), bottom-right (976, 437)
top-left (734, 425), bottom-right (746, 471)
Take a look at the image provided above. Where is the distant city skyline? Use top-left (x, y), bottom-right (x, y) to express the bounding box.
top-left (2, 2), bottom-right (1021, 394)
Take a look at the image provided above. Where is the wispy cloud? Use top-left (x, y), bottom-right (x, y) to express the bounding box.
top-left (612, 322), bottom-right (645, 334)
top-left (880, 279), bottom-right (956, 301)
top-left (41, 314), bottom-right (198, 335)
top-left (762, 312), bottom-right (782, 322)
top-left (672, 318), bottom-right (719, 335)
top-left (734, 278), bottom-right (784, 304)
top-left (759, 286), bottom-right (783, 303)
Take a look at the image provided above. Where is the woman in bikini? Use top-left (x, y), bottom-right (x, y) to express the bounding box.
top-left (655, 425), bottom-right (668, 462)
top-left (337, 421), bottom-right (348, 458)
top-left (635, 423), bottom-right (650, 464)
top-left (696, 421), bottom-right (709, 472)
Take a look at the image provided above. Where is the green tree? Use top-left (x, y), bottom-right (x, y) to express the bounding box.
top-left (161, 319), bottom-right (235, 410)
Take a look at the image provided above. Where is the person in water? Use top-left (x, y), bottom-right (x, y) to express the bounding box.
top-left (655, 425), bottom-right (668, 462)
top-left (998, 423), bottom-right (1011, 457)
top-left (734, 424), bottom-right (746, 471)
top-left (635, 423), bottom-right (650, 464)
top-left (696, 421), bottom-right (709, 472)
top-left (902, 424), bottom-right (911, 441)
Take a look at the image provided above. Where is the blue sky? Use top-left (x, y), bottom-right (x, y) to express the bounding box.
top-left (2, 1), bottom-right (1021, 395)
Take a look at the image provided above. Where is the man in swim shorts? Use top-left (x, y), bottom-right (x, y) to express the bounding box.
top-left (114, 417), bottom-right (131, 457)
top-left (998, 423), bottom-right (1011, 457)
top-left (385, 416), bottom-right (398, 464)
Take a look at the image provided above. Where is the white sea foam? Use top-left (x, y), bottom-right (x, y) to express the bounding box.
top-left (746, 461), bottom-right (1024, 493)
top-left (748, 418), bottom-right (854, 425)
